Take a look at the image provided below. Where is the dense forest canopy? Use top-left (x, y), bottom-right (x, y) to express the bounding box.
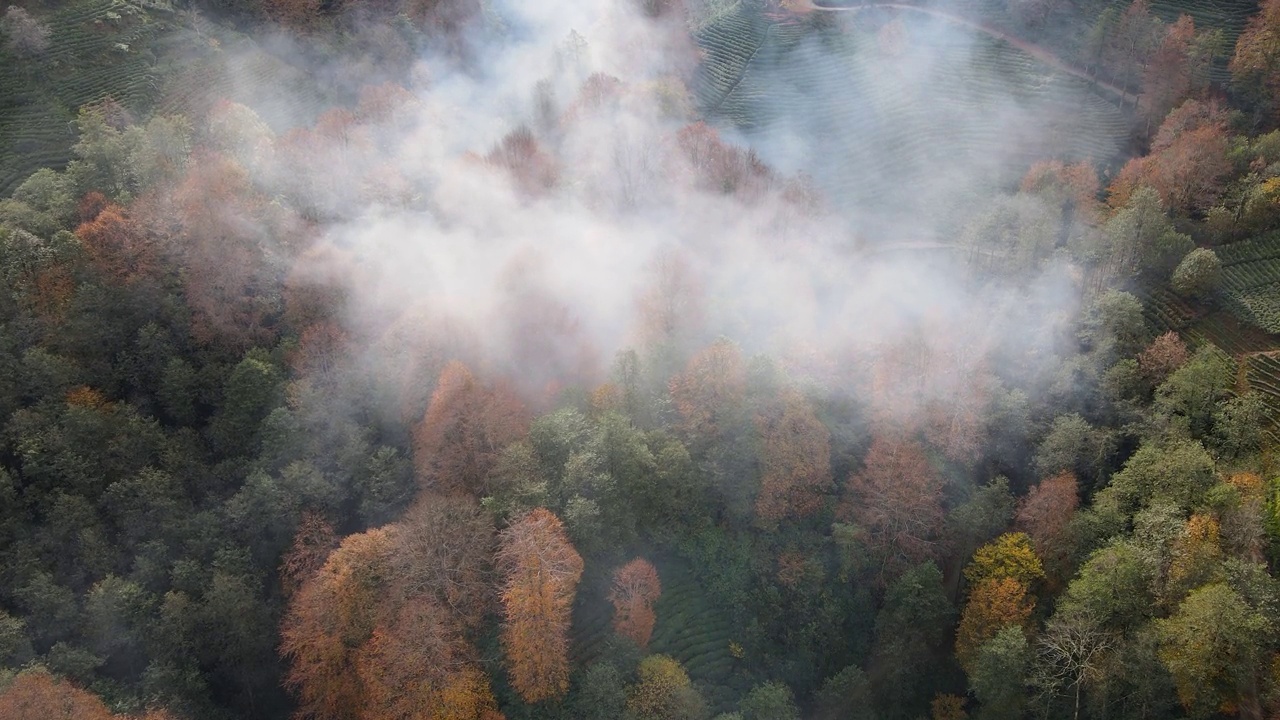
top-left (4, 0), bottom-right (1280, 718)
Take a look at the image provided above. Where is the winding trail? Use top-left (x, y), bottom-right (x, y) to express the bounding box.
top-left (804, 0), bottom-right (1133, 102)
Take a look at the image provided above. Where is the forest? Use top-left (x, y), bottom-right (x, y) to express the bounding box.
top-left (4, 0), bottom-right (1280, 718)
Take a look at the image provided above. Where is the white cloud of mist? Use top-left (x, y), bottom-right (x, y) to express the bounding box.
top-left (209, 0), bottom-right (1111, 415)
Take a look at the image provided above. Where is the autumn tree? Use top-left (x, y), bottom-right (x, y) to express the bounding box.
top-left (1016, 473), bottom-right (1079, 581)
top-left (280, 529), bottom-right (394, 720)
top-left (262, 0), bottom-right (325, 29)
top-left (279, 511), bottom-right (338, 600)
top-left (275, 108), bottom-right (380, 218)
top-left (635, 250), bottom-right (705, 357)
top-left (625, 655), bottom-right (707, 720)
top-left (0, 669), bottom-right (115, 720)
top-left (669, 338), bottom-right (747, 448)
top-left (955, 577), bottom-right (1035, 672)
top-left (1140, 16), bottom-right (1219, 129)
top-left (74, 204), bottom-right (157, 285)
top-left (390, 496), bottom-right (496, 629)
top-left (289, 322), bottom-right (349, 384)
top-left (486, 127), bottom-right (558, 196)
top-left (1230, 0), bottom-right (1280, 121)
top-left (0, 667), bottom-right (182, 719)
top-left (1103, 0), bottom-right (1163, 96)
top-left (1017, 474), bottom-right (1079, 552)
top-left (355, 598), bottom-right (501, 720)
top-left (1137, 331), bottom-right (1189, 385)
top-left (610, 558), bottom-right (662, 648)
top-left (1109, 100), bottom-right (1232, 215)
top-left (281, 501), bottom-right (501, 720)
top-left (964, 533), bottom-right (1046, 589)
top-left (931, 694), bottom-right (968, 720)
top-left (864, 317), bottom-right (995, 463)
top-left (162, 150), bottom-right (279, 349)
top-left (675, 122), bottom-right (773, 198)
top-left (494, 257), bottom-right (599, 398)
top-left (403, 0), bottom-right (481, 34)
top-left (754, 390), bottom-right (833, 525)
top-left (1021, 160), bottom-right (1102, 229)
top-left (842, 435), bottom-right (945, 580)
top-left (355, 82), bottom-right (421, 130)
top-left (497, 508), bottom-right (584, 703)
top-left (412, 360), bottom-right (530, 497)
top-left (1163, 513), bottom-right (1223, 603)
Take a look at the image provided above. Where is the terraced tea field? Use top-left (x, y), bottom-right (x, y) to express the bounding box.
top-left (693, 7), bottom-right (1129, 222)
top-left (1140, 237), bottom-right (1280, 443)
top-left (1215, 231), bottom-right (1280, 335)
top-left (0, 0), bottom-right (337, 198)
top-left (153, 24), bottom-right (333, 134)
top-left (0, 0), bottom-right (167, 195)
top-left (1239, 352), bottom-right (1280, 446)
top-left (571, 560), bottom-right (749, 714)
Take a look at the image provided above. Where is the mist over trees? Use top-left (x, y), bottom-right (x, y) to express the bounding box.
top-left (3, 0), bottom-right (1280, 718)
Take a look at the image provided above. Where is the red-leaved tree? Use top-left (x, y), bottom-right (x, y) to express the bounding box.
top-left (609, 558), bottom-right (662, 648)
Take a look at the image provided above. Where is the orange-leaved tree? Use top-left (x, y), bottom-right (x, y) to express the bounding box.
top-left (485, 127), bottom-right (558, 196)
top-left (496, 508), bottom-right (584, 703)
top-left (355, 597), bottom-right (503, 720)
top-left (412, 360), bottom-right (529, 497)
top-left (1015, 472), bottom-right (1079, 583)
top-left (280, 505), bottom-right (502, 720)
top-left (390, 495), bottom-right (496, 630)
top-left (954, 577), bottom-right (1035, 672)
top-left (1021, 159), bottom-right (1101, 228)
top-left (1139, 16), bottom-right (1208, 128)
top-left (668, 338), bottom-right (746, 449)
top-left (165, 150), bottom-right (278, 350)
top-left (1108, 99), bottom-right (1232, 214)
top-left (280, 528), bottom-right (394, 720)
top-left (279, 511), bottom-right (338, 600)
top-left (1230, 0), bottom-right (1280, 117)
top-left (841, 435), bottom-right (945, 581)
top-left (754, 390), bottom-right (833, 525)
top-left (74, 203), bottom-right (158, 285)
top-left (0, 668), bottom-right (176, 720)
top-left (635, 250), bottom-right (705, 355)
top-left (609, 558), bottom-right (662, 648)
top-left (1137, 331), bottom-right (1190, 385)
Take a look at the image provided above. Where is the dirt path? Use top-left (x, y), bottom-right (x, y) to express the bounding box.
top-left (804, 0), bottom-right (1133, 103)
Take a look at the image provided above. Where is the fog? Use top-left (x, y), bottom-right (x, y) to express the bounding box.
top-left (204, 0), bottom-right (1117, 417)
